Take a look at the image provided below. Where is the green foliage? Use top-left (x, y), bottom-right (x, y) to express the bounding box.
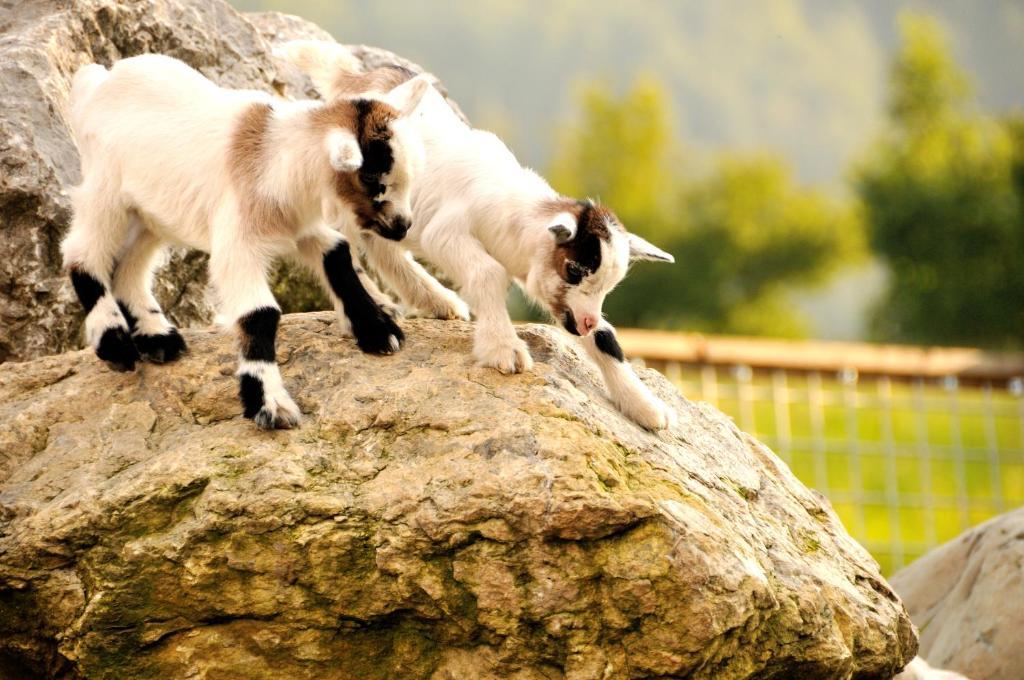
top-left (270, 261), bottom-right (330, 313)
top-left (546, 81), bottom-right (863, 336)
top-left (856, 14), bottom-right (1024, 348)
top-left (547, 79), bottom-right (679, 226)
top-left (887, 14), bottom-right (970, 129)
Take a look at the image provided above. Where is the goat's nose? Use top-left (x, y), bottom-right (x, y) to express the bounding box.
top-left (384, 215), bottom-right (410, 240)
top-left (577, 314), bottom-right (598, 336)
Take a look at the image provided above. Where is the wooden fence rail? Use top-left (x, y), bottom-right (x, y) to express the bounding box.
top-left (617, 329), bottom-right (1024, 386)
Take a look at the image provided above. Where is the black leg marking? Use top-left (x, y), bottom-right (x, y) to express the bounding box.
top-left (133, 328), bottom-right (187, 364)
top-left (236, 307), bottom-right (295, 429)
top-left (238, 374), bottom-right (265, 420)
top-left (117, 301), bottom-right (138, 332)
top-left (238, 307), bottom-right (280, 362)
top-left (117, 300), bottom-right (187, 363)
top-left (70, 268), bottom-right (105, 313)
top-left (594, 328), bottom-right (624, 362)
top-left (323, 241), bottom-right (404, 354)
top-left (71, 270), bottom-right (138, 370)
top-left (96, 326), bottom-right (140, 371)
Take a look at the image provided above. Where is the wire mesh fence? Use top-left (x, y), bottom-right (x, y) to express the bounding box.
top-left (621, 330), bottom-right (1024, 575)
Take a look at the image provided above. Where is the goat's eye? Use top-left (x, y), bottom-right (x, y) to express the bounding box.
top-left (566, 262), bottom-right (586, 285)
top-left (360, 173), bottom-right (384, 197)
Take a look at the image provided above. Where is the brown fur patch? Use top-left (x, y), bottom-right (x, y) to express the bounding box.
top-left (228, 103), bottom-right (298, 238)
top-left (308, 97), bottom-right (358, 133)
top-left (308, 97), bottom-right (398, 156)
top-left (311, 97), bottom-right (401, 230)
top-left (542, 198), bottom-right (617, 283)
top-left (331, 66), bottom-right (415, 99)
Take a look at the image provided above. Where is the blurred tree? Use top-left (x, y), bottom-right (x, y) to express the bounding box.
top-left (544, 80), bottom-right (863, 336)
top-left (856, 14), bottom-right (1024, 348)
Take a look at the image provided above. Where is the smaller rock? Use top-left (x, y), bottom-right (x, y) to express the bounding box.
top-left (890, 507), bottom-right (1024, 680)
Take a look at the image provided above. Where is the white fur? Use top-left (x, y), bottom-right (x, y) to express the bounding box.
top-left (583, 323), bottom-right (676, 430)
top-left (278, 42), bottom-right (676, 430)
top-left (83, 294), bottom-right (126, 347)
top-left (894, 657), bottom-right (968, 680)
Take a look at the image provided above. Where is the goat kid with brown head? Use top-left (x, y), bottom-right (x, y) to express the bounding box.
top-left (62, 54), bottom-right (429, 428)
top-left (278, 42), bottom-right (677, 430)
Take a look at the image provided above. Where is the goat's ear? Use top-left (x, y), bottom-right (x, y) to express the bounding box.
top-left (325, 129), bottom-right (363, 173)
top-left (546, 212), bottom-right (577, 245)
top-left (387, 74), bottom-right (431, 118)
top-left (627, 233), bottom-right (674, 263)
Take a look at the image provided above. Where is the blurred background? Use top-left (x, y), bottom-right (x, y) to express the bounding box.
top-left (233, 0), bottom-right (1023, 574)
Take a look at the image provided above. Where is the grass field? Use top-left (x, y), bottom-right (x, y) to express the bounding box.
top-left (663, 365), bottom-right (1024, 575)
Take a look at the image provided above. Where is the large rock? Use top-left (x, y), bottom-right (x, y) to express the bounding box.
top-left (0, 313), bottom-right (916, 678)
top-left (0, 0), bottom-right (460, 363)
top-left (890, 507), bottom-right (1024, 680)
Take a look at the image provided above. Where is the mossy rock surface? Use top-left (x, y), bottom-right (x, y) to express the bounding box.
top-left (0, 313), bottom-right (916, 678)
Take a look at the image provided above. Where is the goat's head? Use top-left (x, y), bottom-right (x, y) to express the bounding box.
top-left (525, 199), bottom-right (674, 336)
top-left (320, 76), bottom-right (429, 240)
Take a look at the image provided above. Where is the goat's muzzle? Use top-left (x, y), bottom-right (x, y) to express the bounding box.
top-left (373, 214), bottom-right (410, 241)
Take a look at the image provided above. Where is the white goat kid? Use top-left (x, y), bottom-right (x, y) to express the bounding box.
top-left (62, 54), bottom-right (429, 429)
top-left (278, 41), bottom-right (677, 430)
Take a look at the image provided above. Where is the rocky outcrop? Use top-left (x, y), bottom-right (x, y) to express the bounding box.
top-left (0, 313), bottom-right (916, 678)
top-left (891, 507), bottom-right (1024, 680)
top-left (0, 0), bottom-right (460, 363)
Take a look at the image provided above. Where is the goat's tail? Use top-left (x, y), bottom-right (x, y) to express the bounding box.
top-left (274, 40), bottom-right (364, 100)
top-left (69, 63), bottom-right (109, 131)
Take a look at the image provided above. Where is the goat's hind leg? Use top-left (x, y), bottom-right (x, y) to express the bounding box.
top-left (112, 224), bottom-right (187, 363)
top-left (61, 182), bottom-right (140, 370)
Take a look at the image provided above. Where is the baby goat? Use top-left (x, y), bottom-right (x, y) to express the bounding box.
top-left (278, 41), bottom-right (677, 430)
top-left (62, 54), bottom-right (429, 428)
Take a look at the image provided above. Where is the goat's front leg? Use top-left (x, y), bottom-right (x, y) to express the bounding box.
top-left (581, 322), bottom-right (674, 430)
top-left (357, 231), bottom-right (469, 321)
top-left (295, 228), bottom-right (404, 354)
top-left (425, 231), bottom-right (531, 374)
top-left (210, 242), bottom-right (300, 430)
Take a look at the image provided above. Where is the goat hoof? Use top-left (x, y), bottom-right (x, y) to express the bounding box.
top-left (430, 296), bottom-right (470, 321)
top-left (96, 326), bottom-right (140, 371)
top-left (253, 406), bottom-right (300, 430)
top-left (251, 403), bottom-right (301, 430)
top-left (621, 394), bottom-right (675, 431)
top-left (475, 338), bottom-right (533, 374)
top-left (134, 328), bottom-right (187, 364)
top-left (240, 376), bottom-right (301, 430)
top-left (354, 314), bottom-right (405, 355)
